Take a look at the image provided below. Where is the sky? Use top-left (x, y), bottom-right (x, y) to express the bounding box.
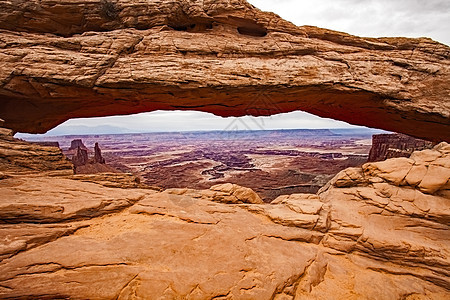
top-left (249, 0), bottom-right (449, 45)
top-left (27, 0), bottom-right (450, 136)
top-left (35, 111), bottom-right (363, 136)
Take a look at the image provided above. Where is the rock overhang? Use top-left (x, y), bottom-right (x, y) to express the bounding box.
top-left (0, 0), bottom-right (449, 141)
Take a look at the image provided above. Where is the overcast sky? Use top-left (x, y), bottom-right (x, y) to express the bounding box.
top-left (250, 0), bottom-right (449, 45)
top-left (35, 0), bottom-right (449, 135)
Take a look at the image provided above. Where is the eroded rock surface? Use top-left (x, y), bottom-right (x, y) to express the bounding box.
top-left (0, 128), bottom-right (73, 175)
top-left (0, 145), bottom-right (448, 299)
top-left (316, 143), bottom-right (450, 292)
top-left (0, 0), bottom-right (449, 141)
top-left (65, 139), bottom-right (122, 174)
top-left (72, 146), bottom-right (89, 168)
top-left (94, 142), bottom-right (105, 164)
top-left (368, 133), bottom-right (434, 162)
top-left (68, 139), bottom-right (87, 151)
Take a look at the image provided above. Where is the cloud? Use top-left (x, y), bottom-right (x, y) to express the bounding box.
top-left (34, 110), bottom-right (361, 135)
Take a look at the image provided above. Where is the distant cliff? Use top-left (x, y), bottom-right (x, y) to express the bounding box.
top-left (368, 133), bottom-right (434, 162)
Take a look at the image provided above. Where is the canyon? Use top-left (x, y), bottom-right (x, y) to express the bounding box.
top-left (0, 127), bottom-right (449, 298)
top-left (33, 129), bottom-right (372, 202)
top-left (0, 0), bottom-right (449, 299)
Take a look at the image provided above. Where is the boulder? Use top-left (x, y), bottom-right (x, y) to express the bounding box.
top-left (209, 183), bottom-right (264, 204)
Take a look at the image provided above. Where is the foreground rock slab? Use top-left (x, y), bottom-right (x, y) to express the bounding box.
top-left (0, 0), bottom-right (449, 141)
top-left (0, 144), bottom-right (449, 299)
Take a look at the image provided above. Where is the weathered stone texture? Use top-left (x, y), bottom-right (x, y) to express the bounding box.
top-left (368, 133), bottom-right (434, 162)
top-left (0, 0), bottom-right (448, 141)
top-left (93, 142), bottom-right (105, 164)
top-left (0, 128), bottom-right (73, 175)
top-left (72, 146), bottom-right (89, 167)
top-left (0, 145), bottom-right (448, 299)
top-left (0, 1), bottom-right (449, 298)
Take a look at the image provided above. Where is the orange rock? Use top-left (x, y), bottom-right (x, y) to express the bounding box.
top-left (209, 183), bottom-right (264, 204)
top-left (0, 1), bottom-right (448, 298)
top-left (0, 128), bottom-right (73, 175)
top-left (0, 1), bottom-right (448, 141)
top-left (0, 147), bottom-right (448, 298)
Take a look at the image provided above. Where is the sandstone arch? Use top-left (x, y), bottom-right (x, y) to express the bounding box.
top-left (0, 0), bottom-right (449, 141)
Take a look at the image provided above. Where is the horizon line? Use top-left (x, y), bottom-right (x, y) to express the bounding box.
top-left (16, 127), bottom-right (386, 139)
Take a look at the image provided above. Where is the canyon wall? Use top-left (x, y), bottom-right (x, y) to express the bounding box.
top-left (0, 0), bottom-right (449, 141)
top-left (368, 133), bottom-right (434, 162)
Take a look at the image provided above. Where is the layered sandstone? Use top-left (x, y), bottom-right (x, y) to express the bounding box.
top-left (0, 0), bottom-right (449, 298)
top-left (0, 127), bottom-right (73, 175)
top-left (368, 133), bottom-right (434, 162)
top-left (0, 142), bottom-right (448, 298)
top-left (0, 0), bottom-right (449, 141)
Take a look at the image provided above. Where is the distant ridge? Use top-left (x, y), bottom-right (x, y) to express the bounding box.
top-left (330, 128), bottom-right (389, 135)
top-left (16, 128), bottom-right (382, 141)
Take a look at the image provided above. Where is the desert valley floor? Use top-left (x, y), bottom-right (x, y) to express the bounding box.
top-left (26, 129), bottom-right (374, 202)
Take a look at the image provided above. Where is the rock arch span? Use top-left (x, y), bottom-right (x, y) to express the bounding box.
top-left (0, 0), bottom-right (449, 141)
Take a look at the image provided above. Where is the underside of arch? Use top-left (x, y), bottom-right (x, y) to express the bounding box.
top-left (0, 0), bottom-right (449, 141)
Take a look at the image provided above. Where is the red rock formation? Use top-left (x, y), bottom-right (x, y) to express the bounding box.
top-left (71, 146), bottom-right (89, 168)
top-left (0, 1), bottom-right (448, 298)
top-left (69, 141), bottom-right (119, 174)
top-left (93, 142), bottom-right (105, 164)
top-left (0, 0), bottom-right (449, 141)
top-left (368, 133), bottom-right (434, 162)
top-left (68, 139), bottom-right (87, 151)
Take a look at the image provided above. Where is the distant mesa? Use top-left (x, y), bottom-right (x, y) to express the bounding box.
top-left (69, 139), bottom-right (88, 151)
top-left (368, 133), bottom-right (434, 162)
